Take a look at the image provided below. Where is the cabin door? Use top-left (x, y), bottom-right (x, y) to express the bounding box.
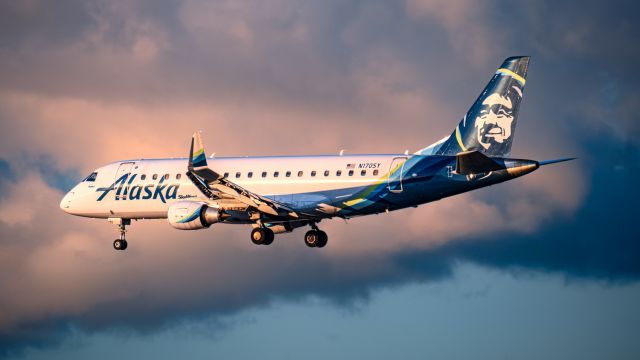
top-left (114, 162), bottom-right (135, 182)
top-left (388, 157), bottom-right (407, 193)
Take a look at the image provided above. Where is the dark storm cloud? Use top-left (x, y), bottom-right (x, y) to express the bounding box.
top-left (0, 0), bottom-right (639, 356)
top-left (399, 137), bottom-right (640, 281)
top-left (499, 0), bottom-right (640, 144)
top-left (0, 0), bottom-right (359, 105)
top-left (33, 156), bottom-right (80, 193)
top-left (0, 159), bottom-right (14, 200)
top-left (0, 0), bottom-right (490, 111)
top-left (0, 159), bottom-right (13, 180)
top-left (0, 1), bottom-right (93, 48)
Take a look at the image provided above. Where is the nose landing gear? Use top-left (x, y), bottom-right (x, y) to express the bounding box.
top-left (109, 218), bottom-right (130, 251)
top-left (113, 238), bottom-right (127, 250)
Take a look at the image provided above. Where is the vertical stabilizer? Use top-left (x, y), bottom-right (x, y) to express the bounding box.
top-left (434, 56), bottom-right (530, 157)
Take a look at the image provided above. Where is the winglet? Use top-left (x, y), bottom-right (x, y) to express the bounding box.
top-left (188, 131), bottom-right (221, 182)
top-left (538, 157), bottom-right (576, 166)
top-left (190, 131), bottom-right (208, 170)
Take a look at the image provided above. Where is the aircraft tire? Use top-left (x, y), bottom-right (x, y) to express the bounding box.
top-left (113, 239), bottom-right (123, 250)
top-left (263, 229), bottom-right (274, 245)
top-left (251, 228), bottom-right (267, 245)
top-left (304, 230), bottom-right (320, 248)
top-left (121, 239), bottom-right (128, 250)
top-left (316, 231), bottom-right (328, 248)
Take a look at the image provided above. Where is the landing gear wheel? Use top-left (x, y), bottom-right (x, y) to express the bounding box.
top-left (263, 229), bottom-right (274, 245)
top-left (304, 230), bottom-right (320, 248)
top-left (120, 239), bottom-right (128, 250)
top-left (113, 239), bottom-right (124, 250)
top-left (304, 229), bottom-right (328, 248)
top-left (251, 228), bottom-right (265, 245)
top-left (251, 227), bottom-right (274, 245)
top-left (316, 231), bottom-right (328, 248)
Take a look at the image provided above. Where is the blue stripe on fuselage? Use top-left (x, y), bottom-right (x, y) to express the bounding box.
top-left (264, 155), bottom-right (517, 217)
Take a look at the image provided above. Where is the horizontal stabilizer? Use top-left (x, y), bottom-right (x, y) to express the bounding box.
top-left (455, 151), bottom-right (505, 175)
top-left (539, 157), bottom-right (576, 166)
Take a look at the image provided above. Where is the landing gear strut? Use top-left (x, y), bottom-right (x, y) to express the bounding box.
top-left (109, 218), bottom-right (130, 251)
top-left (251, 227), bottom-right (274, 245)
top-left (304, 223), bottom-right (327, 248)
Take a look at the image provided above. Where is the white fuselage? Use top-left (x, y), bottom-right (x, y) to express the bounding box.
top-left (60, 154), bottom-right (409, 220)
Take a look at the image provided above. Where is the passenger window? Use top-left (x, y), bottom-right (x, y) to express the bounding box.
top-left (373, 169), bottom-right (379, 176)
top-left (224, 172), bottom-right (229, 178)
top-left (176, 174), bottom-right (181, 180)
top-left (262, 171), bottom-right (267, 178)
top-left (298, 171), bottom-right (303, 177)
top-left (336, 170), bottom-right (342, 176)
top-left (311, 171), bottom-right (316, 177)
top-left (141, 174), bottom-right (146, 181)
top-left (361, 170), bottom-right (366, 176)
top-left (324, 170), bottom-right (329, 176)
top-left (235, 172), bottom-right (241, 178)
top-left (164, 174), bottom-right (169, 180)
top-left (84, 172), bottom-right (98, 182)
top-left (248, 172), bottom-right (253, 178)
top-left (274, 171), bottom-right (279, 178)
top-left (286, 171), bottom-right (291, 177)
top-left (348, 170), bottom-right (354, 176)
top-left (153, 174), bottom-right (158, 180)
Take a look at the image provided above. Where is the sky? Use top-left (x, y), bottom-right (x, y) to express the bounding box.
top-left (0, 0), bottom-right (639, 359)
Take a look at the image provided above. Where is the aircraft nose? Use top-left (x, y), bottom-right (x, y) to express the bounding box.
top-left (59, 191), bottom-right (74, 213)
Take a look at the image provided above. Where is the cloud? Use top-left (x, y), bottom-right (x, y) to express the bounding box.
top-left (411, 139), bottom-right (640, 280)
top-left (404, 0), bottom-right (500, 64)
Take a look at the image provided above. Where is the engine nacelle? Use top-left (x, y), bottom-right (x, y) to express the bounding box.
top-left (167, 201), bottom-right (225, 230)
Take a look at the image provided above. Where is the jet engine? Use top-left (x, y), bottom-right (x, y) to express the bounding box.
top-left (167, 201), bottom-right (226, 230)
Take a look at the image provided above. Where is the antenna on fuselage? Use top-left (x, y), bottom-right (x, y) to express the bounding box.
top-left (339, 150), bottom-right (345, 156)
top-left (210, 153), bottom-right (216, 158)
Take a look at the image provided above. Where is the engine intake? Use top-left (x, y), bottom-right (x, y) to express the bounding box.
top-left (167, 201), bottom-right (226, 230)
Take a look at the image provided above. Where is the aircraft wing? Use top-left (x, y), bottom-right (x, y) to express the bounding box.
top-left (186, 132), bottom-right (299, 219)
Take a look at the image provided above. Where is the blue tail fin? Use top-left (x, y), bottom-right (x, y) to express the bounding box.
top-left (434, 56), bottom-right (530, 157)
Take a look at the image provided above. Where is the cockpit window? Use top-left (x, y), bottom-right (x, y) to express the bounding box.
top-left (84, 172), bottom-right (98, 182)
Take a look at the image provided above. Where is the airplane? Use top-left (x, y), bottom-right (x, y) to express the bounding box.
top-left (60, 56), bottom-right (573, 251)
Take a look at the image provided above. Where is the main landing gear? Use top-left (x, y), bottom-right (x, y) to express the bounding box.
top-left (110, 218), bottom-right (130, 251)
top-left (304, 223), bottom-right (327, 248)
top-left (251, 227), bottom-right (274, 245)
top-left (249, 223), bottom-right (328, 248)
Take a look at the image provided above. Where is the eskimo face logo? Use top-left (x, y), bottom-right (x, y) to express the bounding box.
top-left (475, 92), bottom-right (515, 150)
top-left (473, 80), bottom-right (524, 151)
